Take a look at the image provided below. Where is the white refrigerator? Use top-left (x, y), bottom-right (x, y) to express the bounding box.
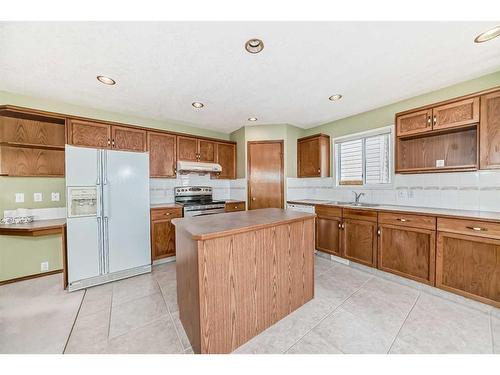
top-left (65, 145), bottom-right (151, 291)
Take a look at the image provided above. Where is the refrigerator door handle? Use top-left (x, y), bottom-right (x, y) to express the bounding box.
top-left (104, 216), bottom-right (110, 274)
top-left (96, 150), bottom-right (101, 186)
top-left (103, 150), bottom-right (108, 185)
top-left (97, 216), bottom-right (103, 274)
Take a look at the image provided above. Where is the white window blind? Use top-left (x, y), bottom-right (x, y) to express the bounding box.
top-left (336, 131), bottom-right (391, 186)
top-left (339, 139), bottom-right (363, 185)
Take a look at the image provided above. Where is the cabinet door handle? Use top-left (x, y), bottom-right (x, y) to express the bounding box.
top-left (396, 218), bottom-right (409, 222)
top-left (341, 223), bottom-right (345, 229)
top-left (338, 222), bottom-right (342, 229)
top-left (427, 116), bottom-right (431, 126)
top-left (164, 212), bottom-right (171, 216)
top-left (433, 115), bottom-right (437, 125)
top-left (107, 139), bottom-right (111, 146)
top-left (112, 139), bottom-right (115, 147)
top-left (377, 228), bottom-right (381, 236)
top-left (318, 169), bottom-right (321, 173)
top-left (466, 226), bottom-right (487, 232)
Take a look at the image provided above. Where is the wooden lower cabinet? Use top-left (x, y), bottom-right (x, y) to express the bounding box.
top-left (150, 207), bottom-right (182, 261)
top-left (436, 231), bottom-right (500, 308)
top-left (315, 205), bottom-right (342, 256)
top-left (378, 224), bottom-right (435, 285)
top-left (341, 218), bottom-right (378, 267)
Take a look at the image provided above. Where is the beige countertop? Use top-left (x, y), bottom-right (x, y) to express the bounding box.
top-left (287, 199), bottom-right (500, 222)
top-left (0, 218), bottom-right (66, 236)
top-left (150, 203), bottom-right (182, 209)
top-left (172, 208), bottom-right (315, 240)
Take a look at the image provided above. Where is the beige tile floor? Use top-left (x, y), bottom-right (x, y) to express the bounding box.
top-left (1, 255), bottom-right (498, 354)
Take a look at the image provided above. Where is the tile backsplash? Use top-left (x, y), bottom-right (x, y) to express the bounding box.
top-left (287, 170), bottom-right (500, 212)
top-left (150, 174), bottom-right (246, 204)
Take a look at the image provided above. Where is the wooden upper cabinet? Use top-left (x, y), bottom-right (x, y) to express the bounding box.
top-left (297, 134), bottom-right (330, 177)
top-left (148, 132), bottom-right (176, 178)
top-left (111, 125), bottom-right (146, 152)
top-left (198, 140), bottom-right (216, 162)
top-left (432, 97), bottom-right (479, 131)
top-left (68, 119), bottom-right (111, 149)
top-left (396, 109), bottom-right (432, 137)
top-left (215, 142), bottom-right (236, 179)
top-left (0, 116), bottom-right (65, 147)
top-left (480, 90), bottom-right (500, 169)
top-left (177, 136), bottom-right (199, 161)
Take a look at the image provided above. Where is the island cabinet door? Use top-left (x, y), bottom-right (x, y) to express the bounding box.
top-left (436, 231), bottom-right (500, 308)
top-left (341, 218), bottom-right (378, 267)
top-left (315, 215), bottom-right (341, 256)
top-left (377, 224), bottom-right (436, 285)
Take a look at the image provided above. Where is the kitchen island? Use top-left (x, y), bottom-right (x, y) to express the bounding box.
top-left (172, 208), bottom-right (315, 354)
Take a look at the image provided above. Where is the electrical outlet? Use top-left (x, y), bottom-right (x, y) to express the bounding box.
top-left (51, 192), bottom-right (60, 202)
top-left (41, 261), bottom-right (49, 272)
top-left (33, 193), bottom-right (43, 202)
top-left (397, 190), bottom-right (408, 200)
top-left (15, 193), bottom-right (24, 203)
top-left (436, 159), bottom-right (445, 167)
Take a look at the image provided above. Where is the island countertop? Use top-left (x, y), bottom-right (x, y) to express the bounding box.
top-left (171, 208), bottom-right (315, 240)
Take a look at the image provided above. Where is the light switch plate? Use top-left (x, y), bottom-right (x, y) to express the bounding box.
top-left (51, 192), bottom-right (60, 202)
top-left (41, 261), bottom-right (49, 272)
top-left (15, 193), bottom-right (24, 203)
top-left (33, 193), bottom-right (43, 202)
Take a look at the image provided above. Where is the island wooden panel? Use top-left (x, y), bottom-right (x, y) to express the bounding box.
top-left (175, 213), bottom-right (314, 354)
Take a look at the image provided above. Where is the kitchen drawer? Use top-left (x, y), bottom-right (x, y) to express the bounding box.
top-left (342, 208), bottom-right (377, 222)
top-left (379, 212), bottom-right (436, 230)
top-left (437, 217), bottom-right (500, 239)
top-left (315, 204), bottom-right (342, 218)
top-left (225, 201), bottom-right (246, 212)
top-left (151, 207), bottom-right (182, 221)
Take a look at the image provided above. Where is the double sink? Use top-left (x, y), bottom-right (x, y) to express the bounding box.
top-left (324, 201), bottom-right (380, 208)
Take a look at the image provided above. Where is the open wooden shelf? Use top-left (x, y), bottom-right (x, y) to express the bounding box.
top-left (0, 141), bottom-right (65, 151)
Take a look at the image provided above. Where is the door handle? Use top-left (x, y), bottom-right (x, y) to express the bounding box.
top-left (252, 197), bottom-right (256, 201)
top-left (104, 216), bottom-right (109, 273)
top-left (97, 217), bottom-right (103, 274)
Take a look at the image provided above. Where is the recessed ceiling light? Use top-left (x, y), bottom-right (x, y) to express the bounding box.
top-left (245, 39), bottom-right (264, 54)
top-left (248, 117), bottom-right (258, 122)
top-left (192, 102), bottom-right (204, 108)
top-left (96, 75), bottom-right (116, 85)
top-left (329, 94), bottom-right (343, 101)
top-left (474, 25), bottom-right (500, 43)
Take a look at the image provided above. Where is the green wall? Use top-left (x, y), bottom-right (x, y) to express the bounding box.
top-left (303, 70), bottom-right (500, 175)
top-left (0, 90), bottom-right (230, 282)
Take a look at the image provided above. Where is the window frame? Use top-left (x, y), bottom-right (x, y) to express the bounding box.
top-left (333, 125), bottom-right (394, 188)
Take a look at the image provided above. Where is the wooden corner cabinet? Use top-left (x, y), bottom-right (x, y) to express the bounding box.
top-left (0, 106), bottom-right (66, 176)
top-left (395, 87), bottom-right (500, 173)
top-left (297, 134), bottom-right (330, 178)
top-left (436, 217), bottom-right (500, 308)
top-left (147, 132), bottom-right (176, 178)
top-left (150, 206), bottom-right (183, 261)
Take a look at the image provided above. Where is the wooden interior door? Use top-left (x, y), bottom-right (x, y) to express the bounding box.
top-left (480, 90), bottom-right (500, 170)
top-left (341, 219), bottom-right (378, 267)
top-left (247, 140), bottom-right (284, 210)
top-left (148, 132), bottom-right (176, 178)
top-left (177, 136), bottom-right (199, 161)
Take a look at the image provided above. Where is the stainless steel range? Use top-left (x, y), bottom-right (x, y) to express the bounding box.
top-left (174, 186), bottom-right (225, 217)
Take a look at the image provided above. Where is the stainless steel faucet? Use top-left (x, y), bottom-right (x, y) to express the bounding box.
top-left (353, 191), bottom-right (365, 203)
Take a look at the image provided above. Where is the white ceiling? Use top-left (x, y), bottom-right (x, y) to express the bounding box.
top-left (1, 22), bottom-right (500, 133)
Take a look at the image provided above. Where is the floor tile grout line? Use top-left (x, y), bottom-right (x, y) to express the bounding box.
top-left (489, 310), bottom-right (495, 354)
top-left (386, 293), bottom-right (420, 354)
top-left (107, 286), bottom-right (114, 339)
top-left (63, 289), bottom-right (86, 354)
top-left (283, 275), bottom-right (374, 354)
top-left (156, 274), bottom-right (185, 352)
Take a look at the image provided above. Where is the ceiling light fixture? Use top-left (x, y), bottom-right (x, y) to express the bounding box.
top-left (248, 117), bottom-right (258, 122)
top-left (329, 94), bottom-right (343, 101)
top-left (245, 39), bottom-right (264, 54)
top-left (192, 102), bottom-right (204, 108)
top-left (474, 25), bottom-right (500, 43)
top-left (96, 75), bottom-right (116, 85)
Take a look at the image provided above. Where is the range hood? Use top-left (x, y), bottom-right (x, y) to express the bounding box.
top-left (177, 160), bottom-right (222, 174)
